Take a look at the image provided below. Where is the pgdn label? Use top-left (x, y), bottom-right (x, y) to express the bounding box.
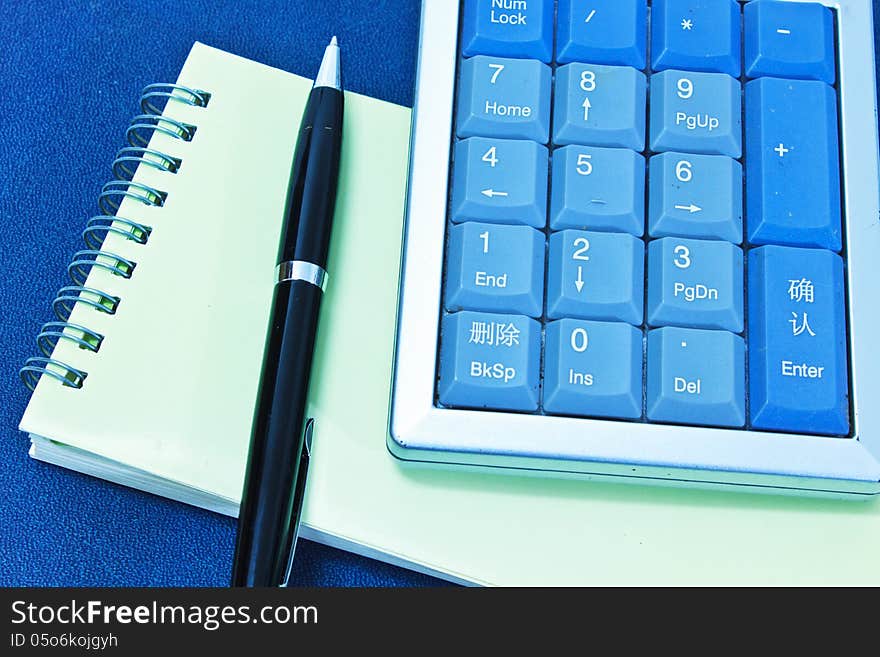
top-left (674, 282), bottom-right (719, 302)
top-left (490, 0), bottom-right (528, 25)
top-left (471, 361), bottom-right (516, 383)
top-left (676, 112), bottom-right (719, 132)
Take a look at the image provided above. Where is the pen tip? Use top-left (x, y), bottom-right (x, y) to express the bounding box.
top-left (315, 35), bottom-right (343, 90)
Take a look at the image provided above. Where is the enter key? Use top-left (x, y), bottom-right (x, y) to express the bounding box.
top-left (748, 245), bottom-right (849, 435)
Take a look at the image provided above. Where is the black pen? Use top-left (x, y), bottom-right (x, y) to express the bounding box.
top-left (232, 36), bottom-right (344, 587)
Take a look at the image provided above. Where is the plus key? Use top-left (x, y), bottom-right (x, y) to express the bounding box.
top-left (745, 77), bottom-right (842, 251)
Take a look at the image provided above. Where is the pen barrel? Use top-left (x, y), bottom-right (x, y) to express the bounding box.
top-left (232, 279), bottom-right (323, 586)
top-left (278, 87), bottom-right (344, 266)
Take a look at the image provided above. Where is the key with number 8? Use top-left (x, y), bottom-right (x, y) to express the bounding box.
top-left (554, 63), bottom-right (646, 150)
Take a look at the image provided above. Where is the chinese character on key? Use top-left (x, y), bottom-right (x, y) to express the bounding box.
top-left (787, 278), bottom-right (814, 303)
top-left (495, 322), bottom-right (521, 348)
top-left (468, 321), bottom-right (495, 346)
top-left (789, 312), bottom-right (816, 337)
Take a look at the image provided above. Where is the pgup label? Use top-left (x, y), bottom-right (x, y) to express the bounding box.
top-left (470, 361), bottom-right (517, 383)
top-left (676, 112), bottom-right (720, 132)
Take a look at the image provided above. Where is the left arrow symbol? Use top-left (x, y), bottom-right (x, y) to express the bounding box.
top-left (481, 189), bottom-right (509, 198)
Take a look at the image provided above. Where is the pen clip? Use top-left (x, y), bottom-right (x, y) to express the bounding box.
top-left (280, 417), bottom-right (314, 587)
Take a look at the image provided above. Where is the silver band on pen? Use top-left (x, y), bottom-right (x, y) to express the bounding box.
top-left (275, 260), bottom-right (328, 291)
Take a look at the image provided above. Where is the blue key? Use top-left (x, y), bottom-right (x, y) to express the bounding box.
top-left (745, 77), bottom-right (841, 251)
top-left (461, 0), bottom-right (554, 63)
top-left (647, 237), bottom-right (743, 332)
top-left (651, 0), bottom-right (741, 77)
top-left (457, 55), bottom-right (551, 143)
top-left (647, 326), bottom-right (745, 428)
top-left (550, 146), bottom-right (645, 236)
top-left (744, 0), bottom-right (836, 84)
top-left (450, 137), bottom-right (548, 228)
top-left (649, 69), bottom-right (742, 157)
top-left (445, 222), bottom-right (544, 317)
top-left (556, 0), bottom-right (647, 68)
top-left (544, 319), bottom-right (643, 419)
top-left (648, 152), bottom-right (742, 243)
top-left (553, 63), bottom-right (646, 151)
top-left (748, 246), bottom-right (849, 435)
top-left (547, 230), bottom-right (644, 325)
top-left (438, 311), bottom-right (541, 412)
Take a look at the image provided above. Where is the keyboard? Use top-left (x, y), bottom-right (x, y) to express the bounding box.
top-left (391, 0), bottom-right (880, 497)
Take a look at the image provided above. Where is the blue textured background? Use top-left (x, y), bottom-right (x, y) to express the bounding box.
top-left (0, 0), bottom-right (442, 587)
top-left (2, 0), bottom-right (880, 587)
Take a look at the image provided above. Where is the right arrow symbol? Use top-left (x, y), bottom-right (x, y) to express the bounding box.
top-left (575, 266), bottom-right (585, 293)
top-left (674, 203), bottom-right (702, 214)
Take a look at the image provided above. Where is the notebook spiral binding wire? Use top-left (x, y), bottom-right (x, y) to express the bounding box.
top-left (19, 84), bottom-right (212, 392)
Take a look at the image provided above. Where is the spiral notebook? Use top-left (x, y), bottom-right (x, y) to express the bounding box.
top-left (17, 42), bottom-right (431, 571)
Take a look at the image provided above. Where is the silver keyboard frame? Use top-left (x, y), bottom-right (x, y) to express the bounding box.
top-left (389, 0), bottom-right (880, 497)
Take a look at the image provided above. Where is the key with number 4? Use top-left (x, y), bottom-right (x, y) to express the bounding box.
top-left (451, 136), bottom-right (548, 228)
